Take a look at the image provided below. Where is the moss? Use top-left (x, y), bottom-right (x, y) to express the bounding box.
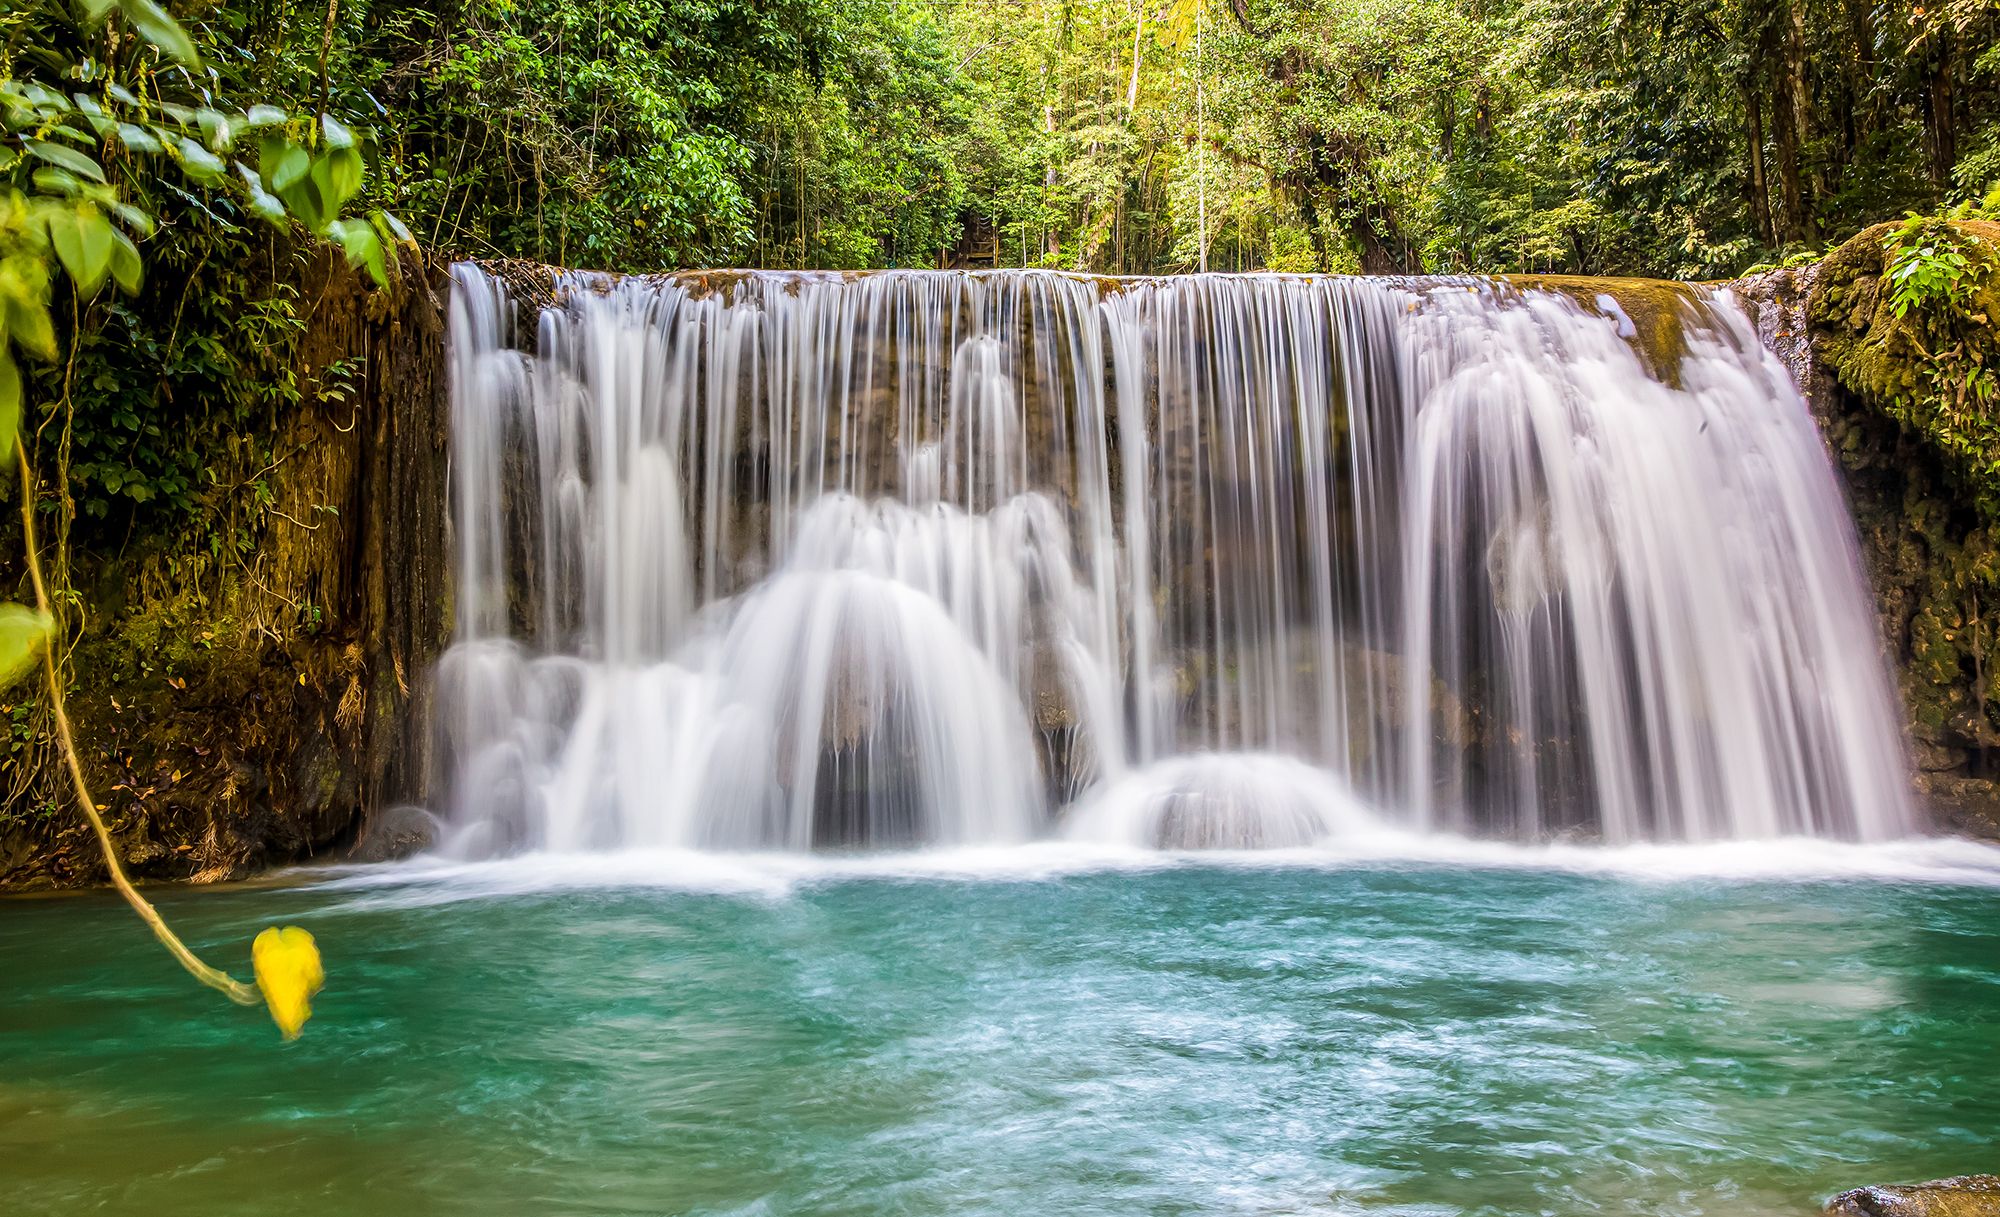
top-left (1496, 274), bottom-right (1700, 382)
top-left (1812, 220), bottom-right (2000, 518)
top-left (1796, 224), bottom-right (2000, 816)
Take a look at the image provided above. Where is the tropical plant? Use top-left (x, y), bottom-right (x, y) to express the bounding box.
top-left (0, 0), bottom-right (397, 1037)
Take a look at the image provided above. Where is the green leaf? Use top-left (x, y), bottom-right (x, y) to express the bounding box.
top-left (197, 109), bottom-right (233, 152)
top-left (311, 145), bottom-right (364, 217)
top-left (25, 140), bottom-right (106, 183)
top-left (376, 209), bottom-right (415, 245)
top-left (236, 163), bottom-right (287, 225)
top-left (243, 105), bottom-right (288, 129)
top-left (46, 207), bottom-right (114, 296)
top-left (116, 0), bottom-right (199, 65)
top-left (266, 141), bottom-right (311, 193)
top-left (179, 137), bottom-right (225, 183)
top-left (321, 113), bottom-right (355, 149)
top-left (117, 123), bottom-right (164, 153)
top-left (6, 296), bottom-right (57, 361)
top-left (109, 201), bottom-right (156, 236)
top-left (0, 605), bottom-right (53, 691)
top-left (31, 168), bottom-right (85, 197)
top-left (0, 349), bottom-right (19, 463)
top-left (108, 229), bottom-right (142, 295)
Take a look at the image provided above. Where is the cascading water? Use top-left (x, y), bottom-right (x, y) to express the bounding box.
top-left (437, 266), bottom-right (1915, 854)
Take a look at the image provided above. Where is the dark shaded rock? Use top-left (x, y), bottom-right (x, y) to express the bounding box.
top-left (1825, 1175), bottom-right (2000, 1216)
top-left (350, 805), bottom-right (442, 863)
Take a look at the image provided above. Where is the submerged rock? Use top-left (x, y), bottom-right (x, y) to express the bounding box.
top-left (1825, 1175), bottom-right (2000, 1216)
top-left (350, 805), bottom-right (442, 863)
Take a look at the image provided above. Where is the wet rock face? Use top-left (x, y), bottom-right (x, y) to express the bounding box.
top-left (1824, 1175), bottom-right (2000, 1216)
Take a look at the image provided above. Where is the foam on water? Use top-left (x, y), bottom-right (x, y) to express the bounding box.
top-left (305, 834), bottom-right (2000, 915)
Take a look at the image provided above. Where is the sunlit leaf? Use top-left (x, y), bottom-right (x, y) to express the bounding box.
top-left (237, 162), bottom-right (286, 225)
top-left (48, 206), bottom-right (114, 296)
top-left (108, 229), bottom-right (142, 295)
top-left (25, 139), bottom-right (106, 183)
top-left (266, 140), bottom-right (311, 192)
top-left (0, 604), bottom-right (53, 689)
top-left (376, 209), bottom-right (415, 245)
top-left (197, 108), bottom-right (233, 152)
top-left (321, 113), bottom-right (355, 149)
top-left (252, 925), bottom-right (325, 1040)
top-left (117, 123), bottom-right (164, 153)
top-left (6, 296), bottom-right (57, 361)
top-left (116, 0), bottom-right (199, 65)
top-left (179, 137), bottom-right (225, 183)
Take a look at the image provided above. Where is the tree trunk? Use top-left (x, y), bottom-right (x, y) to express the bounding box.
top-left (1787, 0), bottom-right (1824, 210)
top-left (1767, 18), bottom-right (1809, 245)
top-left (1744, 83), bottom-right (1774, 247)
top-left (1924, 39), bottom-right (1958, 189)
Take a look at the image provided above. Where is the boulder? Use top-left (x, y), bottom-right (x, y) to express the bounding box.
top-left (1825, 1175), bottom-right (2000, 1217)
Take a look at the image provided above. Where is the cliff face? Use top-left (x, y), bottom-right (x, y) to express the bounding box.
top-left (0, 255), bottom-right (454, 889)
top-left (1733, 228), bottom-right (2000, 840)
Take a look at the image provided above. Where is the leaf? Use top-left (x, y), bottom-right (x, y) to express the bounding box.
top-left (0, 350), bottom-right (18, 463)
top-left (266, 140), bottom-right (311, 192)
top-left (116, 0), bottom-right (199, 65)
top-left (0, 605), bottom-right (53, 690)
top-left (242, 105), bottom-right (287, 129)
top-left (25, 140), bottom-right (106, 183)
top-left (108, 229), bottom-right (142, 295)
top-left (236, 162), bottom-right (286, 224)
top-left (311, 146), bottom-right (364, 218)
top-left (117, 123), bottom-right (164, 153)
top-left (179, 137), bottom-right (225, 183)
top-left (376, 209), bottom-right (415, 245)
top-left (197, 108), bottom-right (233, 152)
top-left (7, 296), bottom-right (57, 361)
top-left (321, 113), bottom-right (355, 149)
top-left (49, 206), bottom-right (114, 296)
top-left (252, 925), bottom-right (324, 1040)
top-left (109, 201), bottom-right (156, 236)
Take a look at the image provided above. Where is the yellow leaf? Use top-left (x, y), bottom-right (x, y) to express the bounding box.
top-left (252, 925), bottom-right (324, 1040)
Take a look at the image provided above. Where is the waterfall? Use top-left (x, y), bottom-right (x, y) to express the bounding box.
top-left (438, 266), bottom-right (1915, 853)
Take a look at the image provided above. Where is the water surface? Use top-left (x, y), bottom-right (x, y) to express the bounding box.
top-left (4, 844), bottom-right (1998, 1215)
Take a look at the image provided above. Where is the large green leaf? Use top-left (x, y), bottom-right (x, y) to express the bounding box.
top-left (116, 0), bottom-right (198, 65)
top-left (0, 605), bottom-right (53, 690)
top-left (266, 140), bottom-right (311, 193)
top-left (108, 229), bottom-right (142, 295)
top-left (47, 206), bottom-right (114, 297)
top-left (24, 140), bottom-right (106, 183)
top-left (236, 163), bottom-right (287, 225)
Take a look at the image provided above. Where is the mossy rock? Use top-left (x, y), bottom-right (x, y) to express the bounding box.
top-left (1810, 220), bottom-right (2000, 518)
top-left (1498, 274), bottom-right (1701, 382)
